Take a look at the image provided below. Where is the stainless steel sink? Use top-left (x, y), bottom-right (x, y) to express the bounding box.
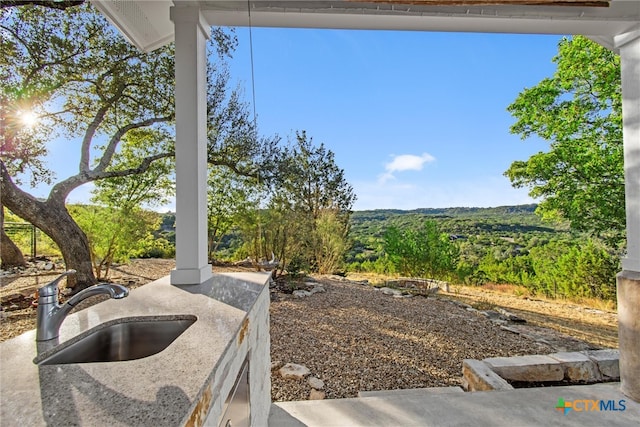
top-left (35, 315), bottom-right (196, 365)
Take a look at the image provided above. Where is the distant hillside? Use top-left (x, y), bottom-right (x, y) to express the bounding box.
top-left (353, 204), bottom-right (538, 220)
top-left (349, 204), bottom-right (558, 238)
top-left (346, 204), bottom-right (617, 302)
top-left (346, 204), bottom-right (572, 267)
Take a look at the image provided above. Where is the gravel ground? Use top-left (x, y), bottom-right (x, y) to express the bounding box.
top-left (2, 259), bottom-right (612, 403)
top-left (269, 277), bottom-right (553, 402)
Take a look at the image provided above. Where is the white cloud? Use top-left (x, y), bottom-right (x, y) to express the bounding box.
top-left (378, 153), bottom-right (436, 183)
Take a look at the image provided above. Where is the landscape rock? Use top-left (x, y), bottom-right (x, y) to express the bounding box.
top-left (271, 360), bottom-right (284, 371)
top-left (324, 275), bottom-right (349, 282)
top-left (380, 287), bottom-right (404, 297)
top-left (309, 286), bottom-right (326, 295)
top-left (292, 290), bottom-right (313, 298)
top-left (426, 287), bottom-right (440, 295)
top-left (496, 308), bottom-right (526, 323)
top-left (308, 376), bottom-right (324, 389)
top-left (385, 278), bottom-right (449, 293)
top-left (309, 389), bottom-right (326, 400)
top-left (484, 355), bottom-right (563, 382)
top-left (586, 349), bottom-right (620, 379)
top-left (462, 359), bottom-right (513, 392)
top-left (279, 363), bottom-right (311, 380)
top-left (481, 310), bottom-right (501, 320)
top-left (549, 351), bottom-right (600, 381)
top-left (500, 325), bottom-right (521, 334)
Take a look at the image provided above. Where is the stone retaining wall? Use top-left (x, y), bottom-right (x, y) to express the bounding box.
top-left (462, 349), bottom-right (619, 391)
top-left (199, 274), bottom-right (272, 426)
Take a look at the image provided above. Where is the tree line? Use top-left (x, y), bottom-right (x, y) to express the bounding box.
top-left (0, 2), bottom-right (627, 302)
top-left (345, 210), bottom-right (619, 301)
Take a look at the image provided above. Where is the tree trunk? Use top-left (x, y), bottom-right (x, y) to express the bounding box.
top-left (0, 205), bottom-right (27, 268)
top-left (1, 164), bottom-right (96, 291)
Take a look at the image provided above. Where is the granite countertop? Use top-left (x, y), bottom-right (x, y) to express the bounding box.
top-left (0, 272), bottom-right (270, 427)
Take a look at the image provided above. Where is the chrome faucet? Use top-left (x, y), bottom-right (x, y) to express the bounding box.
top-left (36, 270), bottom-right (129, 341)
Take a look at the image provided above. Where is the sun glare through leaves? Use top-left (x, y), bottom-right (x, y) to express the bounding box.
top-left (17, 110), bottom-right (38, 128)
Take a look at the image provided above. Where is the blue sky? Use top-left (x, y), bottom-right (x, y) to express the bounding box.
top-left (227, 28), bottom-right (560, 211)
top-left (39, 28), bottom-right (565, 211)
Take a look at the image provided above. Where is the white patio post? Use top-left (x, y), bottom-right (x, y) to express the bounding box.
top-left (170, 3), bottom-right (213, 285)
top-left (617, 29), bottom-right (640, 403)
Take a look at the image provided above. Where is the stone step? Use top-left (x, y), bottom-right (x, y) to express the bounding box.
top-left (357, 386), bottom-right (464, 398)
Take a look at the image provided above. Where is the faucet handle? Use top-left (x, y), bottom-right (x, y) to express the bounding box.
top-left (39, 270), bottom-right (76, 298)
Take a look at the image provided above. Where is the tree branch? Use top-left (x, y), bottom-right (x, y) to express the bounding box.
top-left (79, 83), bottom-right (127, 172)
top-left (208, 158), bottom-right (260, 181)
top-left (24, 45), bottom-right (88, 90)
top-left (94, 115), bottom-right (173, 173)
top-left (48, 149), bottom-right (174, 202)
top-left (90, 152), bottom-right (174, 180)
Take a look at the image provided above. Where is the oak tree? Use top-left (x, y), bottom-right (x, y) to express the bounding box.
top-left (265, 131), bottom-right (356, 274)
top-left (0, 3), bottom-right (236, 290)
top-left (505, 36), bottom-right (623, 245)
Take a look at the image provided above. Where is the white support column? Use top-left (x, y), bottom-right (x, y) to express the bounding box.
top-left (621, 30), bottom-right (640, 273)
top-left (617, 29), bottom-right (640, 403)
top-left (170, 3), bottom-right (213, 285)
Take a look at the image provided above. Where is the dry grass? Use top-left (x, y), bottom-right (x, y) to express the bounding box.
top-left (481, 282), bottom-right (531, 297)
top-left (448, 284), bottom-right (618, 349)
top-left (477, 282), bottom-right (617, 312)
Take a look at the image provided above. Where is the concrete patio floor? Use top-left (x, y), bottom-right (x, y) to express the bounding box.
top-left (268, 382), bottom-right (639, 426)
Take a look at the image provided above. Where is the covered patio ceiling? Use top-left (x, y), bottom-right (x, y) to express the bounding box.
top-left (87, 0), bottom-right (640, 403)
top-left (93, 0), bottom-right (640, 53)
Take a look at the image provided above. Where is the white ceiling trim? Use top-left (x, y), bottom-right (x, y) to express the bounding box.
top-left (203, 9), bottom-right (639, 36)
top-left (92, 0), bottom-right (173, 52)
top-left (91, 0), bottom-right (640, 52)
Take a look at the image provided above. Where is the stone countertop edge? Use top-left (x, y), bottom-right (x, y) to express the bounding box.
top-left (0, 271), bottom-right (271, 427)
